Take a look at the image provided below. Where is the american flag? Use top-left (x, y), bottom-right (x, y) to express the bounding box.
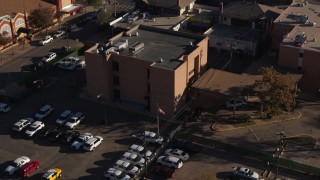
top-left (157, 107), bottom-right (165, 115)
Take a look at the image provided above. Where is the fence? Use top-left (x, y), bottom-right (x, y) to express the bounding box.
top-left (175, 131), bottom-right (320, 176)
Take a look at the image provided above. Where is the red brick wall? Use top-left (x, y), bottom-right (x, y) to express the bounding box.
top-left (278, 45), bottom-right (299, 68)
top-left (271, 23), bottom-right (294, 50)
top-left (299, 50), bottom-right (320, 92)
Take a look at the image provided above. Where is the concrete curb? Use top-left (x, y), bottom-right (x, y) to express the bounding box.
top-left (211, 110), bottom-right (302, 132)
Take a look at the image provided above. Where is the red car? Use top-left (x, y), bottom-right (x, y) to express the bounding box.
top-left (19, 161), bottom-right (40, 177)
top-left (152, 165), bottom-right (176, 178)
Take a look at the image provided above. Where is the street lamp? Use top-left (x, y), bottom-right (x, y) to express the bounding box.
top-left (275, 131), bottom-right (286, 179)
top-left (33, 79), bottom-right (45, 102)
top-left (97, 94), bottom-right (107, 124)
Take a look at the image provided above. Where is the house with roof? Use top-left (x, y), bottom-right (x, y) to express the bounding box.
top-left (84, 25), bottom-right (208, 117)
top-left (136, 0), bottom-right (196, 15)
top-left (205, 2), bottom-right (282, 56)
top-left (272, 0), bottom-right (320, 92)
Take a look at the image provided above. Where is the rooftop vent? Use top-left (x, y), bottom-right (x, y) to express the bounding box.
top-left (129, 42), bottom-right (144, 55)
top-left (190, 42), bottom-right (194, 46)
top-left (159, 58), bottom-right (164, 63)
top-left (294, 33), bottom-right (307, 47)
top-left (135, 32), bottom-right (139, 36)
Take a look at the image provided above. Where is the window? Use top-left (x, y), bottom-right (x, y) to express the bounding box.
top-left (224, 17), bottom-right (227, 21)
top-left (15, 18), bottom-right (25, 27)
top-left (147, 69), bottom-right (150, 79)
top-left (299, 52), bottom-right (303, 57)
top-left (113, 75), bottom-right (119, 85)
top-left (114, 89), bottom-right (120, 99)
top-left (147, 83), bottom-right (150, 93)
top-left (112, 61), bottom-right (119, 71)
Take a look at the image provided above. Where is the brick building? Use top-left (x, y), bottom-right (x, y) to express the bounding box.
top-left (85, 25), bottom-right (208, 117)
top-left (272, 0), bottom-right (320, 92)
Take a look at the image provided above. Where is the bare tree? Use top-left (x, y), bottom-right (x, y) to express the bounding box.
top-left (253, 67), bottom-right (299, 115)
top-left (28, 7), bottom-right (54, 35)
top-left (0, 31), bottom-right (11, 61)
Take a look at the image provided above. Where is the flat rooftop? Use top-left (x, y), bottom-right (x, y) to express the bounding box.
top-left (95, 26), bottom-right (204, 70)
top-left (207, 24), bottom-right (263, 42)
top-left (275, 0), bottom-right (320, 50)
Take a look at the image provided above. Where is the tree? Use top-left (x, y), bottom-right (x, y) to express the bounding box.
top-left (253, 67), bottom-right (299, 115)
top-left (87, 0), bottom-right (103, 10)
top-left (28, 7), bottom-right (54, 35)
top-left (0, 31), bottom-right (11, 61)
top-left (97, 8), bottom-right (112, 25)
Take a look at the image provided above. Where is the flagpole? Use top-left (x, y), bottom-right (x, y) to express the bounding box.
top-left (157, 103), bottom-right (160, 136)
top-left (157, 110), bottom-right (160, 136)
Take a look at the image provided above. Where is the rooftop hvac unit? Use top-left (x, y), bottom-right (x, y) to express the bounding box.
top-left (129, 42), bottom-right (144, 54)
top-left (294, 33), bottom-right (307, 47)
top-left (113, 40), bottom-right (128, 51)
top-left (104, 47), bottom-right (118, 54)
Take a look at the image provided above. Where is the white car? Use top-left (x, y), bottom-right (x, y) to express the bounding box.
top-left (53, 30), bottom-right (65, 38)
top-left (83, 136), bottom-right (103, 151)
top-left (165, 149), bottom-right (189, 161)
top-left (128, 144), bottom-right (152, 160)
top-left (104, 168), bottom-right (131, 180)
top-left (4, 156), bottom-right (30, 175)
top-left (25, 121), bottom-right (45, 137)
top-left (225, 97), bottom-right (247, 109)
top-left (12, 118), bottom-right (34, 132)
top-left (71, 133), bottom-right (93, 149)
top-left (35, 104), bottom-right (54, 120)
top-left (114, 159), bottom-right (140, 177)
top-left (121, 152), bottom-right (145, 167)
top-left (0, 102), bottom-right (11, 112)
top-left (55, 110), bottom-right (73, 126)
top-left (39, 35), bottom-right (53, 45)
top-left (42, 52), bottom-right (57, 63)
top-left (233, 167), bottom-right (259, 180)
top-left (132, 131), bottom-right (164, 144)
top-left (64, 112), bottom-right (85, 129)
top-left (157, 155), bottom-right (183, 169)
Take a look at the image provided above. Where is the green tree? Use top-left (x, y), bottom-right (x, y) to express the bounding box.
top-left (28, 7), bottom-right (54, 35)
top-left (97, 8), bottom-right (112, 25)
top-left (0, 31), bottom-right (11, 61)
top-left (87, 0), bottom-right (103, 10)
top-left (253, 66), bottom-right (299, 115)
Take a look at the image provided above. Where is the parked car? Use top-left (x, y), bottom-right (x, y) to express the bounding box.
top-left (225, 97), bottom-right (247, 109)
top-left (128, 144), bottom-right (152, 160)
top-left (71, 133), bottom-right (93, 149)
top-left (113, 159), bottom-right (140, 178)
top-left (152, 165), bottom-right (175, 178)
top-left (53, 30), bottom-right (65, 38)
top-left (83, 136), bottom-right (103, 151)
top-left (4, 156), bottom-right (30, 175)
top-left (171, 139), bottom-right (202, 154)
top-left (25, 121), bottom-right (45, 137)
top-left (132, 131), bottom-right (164, 144)
top-left (57, 63), bottom-right (77, 71)
top-left (121, 152), bottom-right (145, 167)
top-left (39, 35), bottom-right (53, 45)
top-left (75, 60), bottom-right (86, 69)
top-left (67, 24), bottom-right (78, 32)
top-left (38, 126), bottom-right (57, 138)
top-left (35, 104), bottom-right (54, 120)
top-left (12, 118), bottom-right (34, 132)
top-left (233, 167), bottom-right (259, 180)
top-left (64, 112), bottom-right (85, 129)
top-left (157, 155), bottom-right (183, 169)
top-left (42, 52), bottom-right (57, 63)
top-left (55, 110), bottom-right (73, 126)
top-left (165, 149), bottom-right (189, 161)
top-left (104, 168), bottom-right (131, 180)
top-left (18, 161), bottom-right (40, 177)
top-left (62, 131), bottom-right (80, 144)
top-left (48, 129), bottom-right (66, 142)
top-left (41, 168), bottom-right (62, 180)
top-left (0, 102), bottom-right (11, 112)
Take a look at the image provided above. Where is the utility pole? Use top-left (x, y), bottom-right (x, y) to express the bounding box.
top-left (227, 41), bottom-right (237, 71)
